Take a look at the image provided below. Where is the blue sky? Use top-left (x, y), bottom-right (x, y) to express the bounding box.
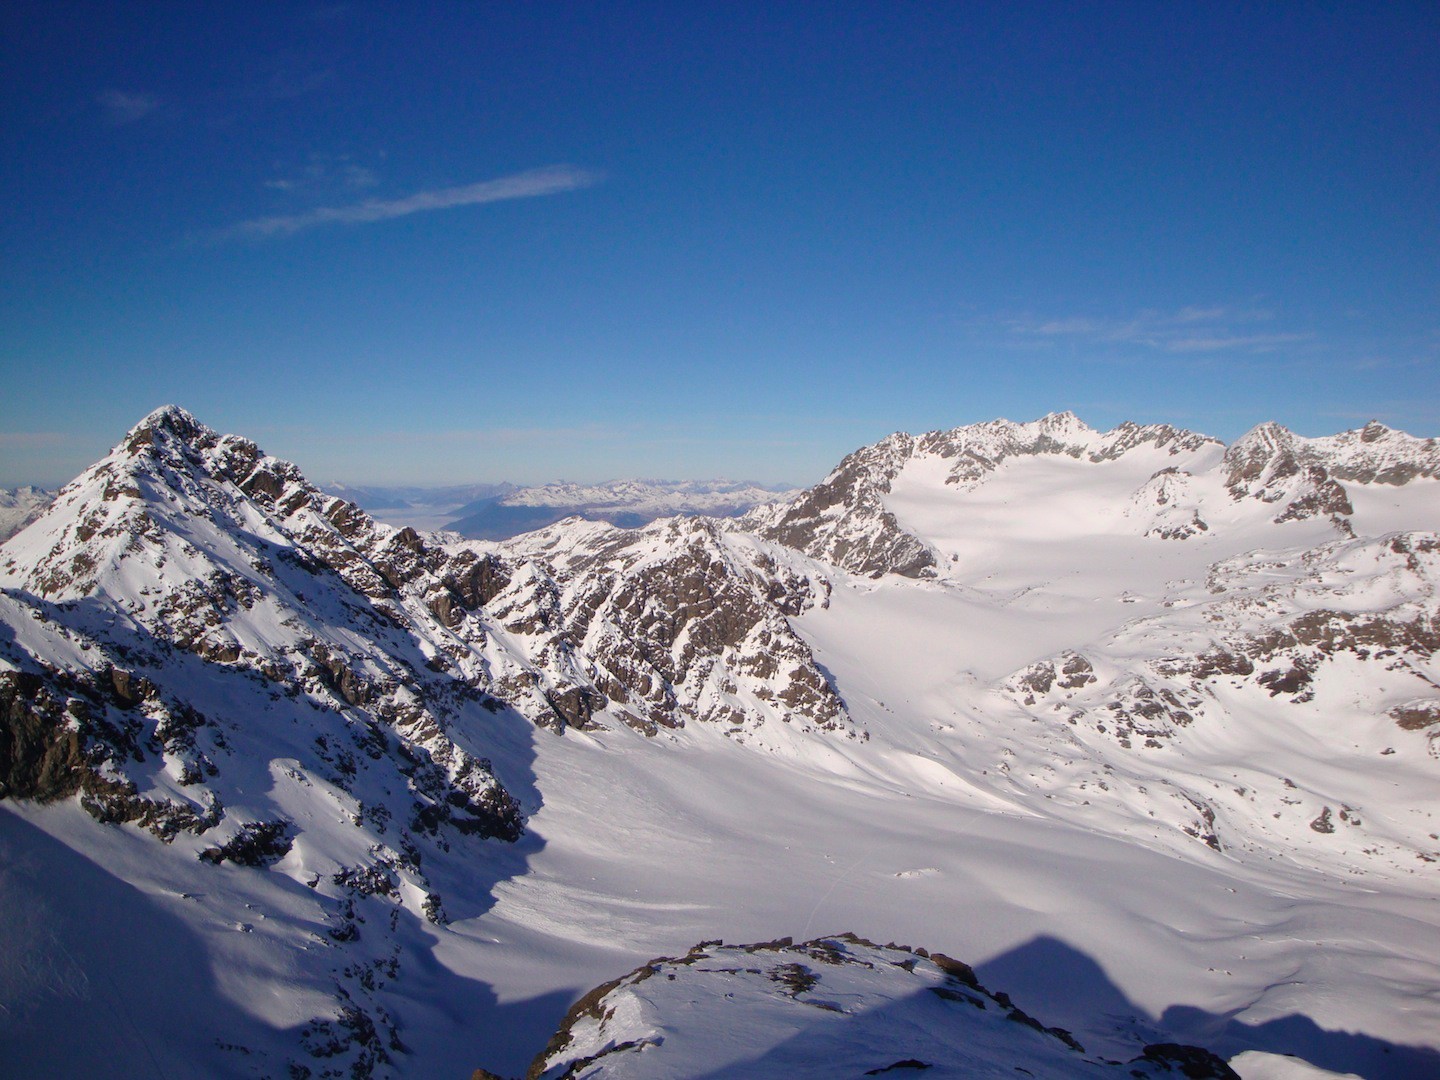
top-left (2, 2), bottom-right (1436, 488)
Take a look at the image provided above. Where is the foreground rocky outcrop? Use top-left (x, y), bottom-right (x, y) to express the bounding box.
top-left (481, 933), bottom-right (1238, 1079)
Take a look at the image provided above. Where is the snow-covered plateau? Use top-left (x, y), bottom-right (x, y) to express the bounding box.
top-left (2, 407), bottom-right (1438, 1078)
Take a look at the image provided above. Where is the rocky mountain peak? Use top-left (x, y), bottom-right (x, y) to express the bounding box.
top-left (1219, 419), bottom-right (1440, 527)
top-left (1360, 419), bottom-right (1391, 443)
top-left (1309, 420), bottom-right (1440, 485)
top-left (1035, 408), bottom-right (1089, 437)
top-left (1222, 422), bottom-right (1297, 477)
top-left (115, 404), bottom-right (223, 466)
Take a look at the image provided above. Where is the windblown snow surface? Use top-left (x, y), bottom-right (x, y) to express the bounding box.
top-left (2, 410), bottom-right (1439, 1078)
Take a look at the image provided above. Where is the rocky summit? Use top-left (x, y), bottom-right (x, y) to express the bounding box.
top-left (2, 407), bottom-right (1438, 1079)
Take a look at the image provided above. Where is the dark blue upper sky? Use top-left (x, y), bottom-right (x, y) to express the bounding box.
top-left (3, 1), bottom-right (1437, 486)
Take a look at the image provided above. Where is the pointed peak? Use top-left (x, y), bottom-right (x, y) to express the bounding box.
top-left (119, 405), bottom-right (217, 456)
top-left (1233, 420), bottom-right (1294, 447)
top-left (131, 404), bottom-right (204, 435)
top-left (1034, 410), bottom-right (1097, 439)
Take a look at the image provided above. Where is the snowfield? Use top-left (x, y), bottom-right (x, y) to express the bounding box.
top-left (2, 408), bottom-right (1438, 1078)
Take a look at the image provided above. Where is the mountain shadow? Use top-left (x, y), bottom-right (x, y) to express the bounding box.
top-left (0, 586), bottom-right (552, 1077)
top-left (665, 934), bottom-right (1439, 1078)
top-left (976, 935), bottom-right (1440, 1080)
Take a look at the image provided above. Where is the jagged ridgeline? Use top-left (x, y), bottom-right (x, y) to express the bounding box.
top-left (0, 406), bottom-right (857, 1077)
top-left (745, 411), bottom-right (1439, 576)
top-left (0, 405), bottom-right (851, 842)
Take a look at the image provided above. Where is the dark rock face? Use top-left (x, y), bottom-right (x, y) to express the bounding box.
top-left (748, 432), bottom-right (937, 579)
top-left (1137, 1043), bottom-right (1240, 1078)
top-left (0, 668), bottom-right (91, 803)
top-left (0, 661), bottom-right (219, 839)
top-left (1222, 423), bottom-right (1355, 529)
top-left (1392, 701), bottom-right (1440, 731)
top-left (198, 820), bottom-right (293, 865)
top-left (490, 516), bottom-right (850, 736)
top-left (1012, 653), bottom-right (1098, 704)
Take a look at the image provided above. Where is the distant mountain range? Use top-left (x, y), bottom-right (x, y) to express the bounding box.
top-left (2, 406), bottom-right (1438, 1078)
top-left (330, 477), bottom-right (797, 538)
top-left (0, 485), bottom-right (53, 542)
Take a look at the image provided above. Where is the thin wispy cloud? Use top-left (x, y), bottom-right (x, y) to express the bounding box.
top-left (218, 165), bottom-right (600, 240)
top-left (97, 89), bottom-right (160, 124)
top-left (1009, 306), bottom-right (1309, 354)
top-left (1164, 333), bottom-right (1310, 353)
top-left (264, 152), bottom-right (380, 193)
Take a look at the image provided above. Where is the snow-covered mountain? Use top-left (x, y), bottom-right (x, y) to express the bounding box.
top-left (0, 407), bottom-right (837, 1076)
top-left (744, 413), bottom-right (1222, 577)
top-left (0, 485), bottom-right (53, 542)
top-left (3, 407), bottom-right (1439, 1079)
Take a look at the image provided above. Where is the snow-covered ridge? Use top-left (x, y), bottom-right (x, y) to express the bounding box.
top-left (513, 934), bottom-right (1239, 1079)
top-left (0, 405), bottom-right (857, 1075)
top-left (747, 412), bottom-right (1437, 578)
top-left (2, 404), bottom-right (847, 747)
top-left (744, 412), bottom-right (1224, 578)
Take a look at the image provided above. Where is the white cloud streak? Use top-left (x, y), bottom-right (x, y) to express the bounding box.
top-left (1010, 306), bottom-right (1309, 354)
top-left (97, 89), bottom-right (160, 124)
top-left (219, 165), bottom-right (600, 240)
top-left (1164, 333), bottom-right (1310, 353)
top-left (263, 153), bottom-right (380, 194)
